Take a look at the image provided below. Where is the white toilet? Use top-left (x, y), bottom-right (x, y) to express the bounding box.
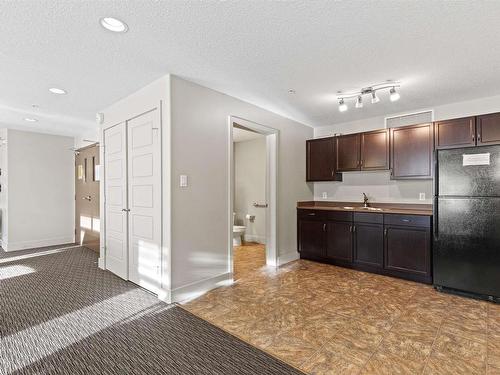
top-left (233, 213), bottom-right (246, 246)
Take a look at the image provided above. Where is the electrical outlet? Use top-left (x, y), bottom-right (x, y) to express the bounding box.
top-left (322, 192), bottom-right (328, 199)
top-left (419, 193), bottom-right (426, 201)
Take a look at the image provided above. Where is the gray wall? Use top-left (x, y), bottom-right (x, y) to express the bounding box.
top-left (170, 76), bottom-right (313, 289)
top-left (234, 137), bottom-right (266, 243)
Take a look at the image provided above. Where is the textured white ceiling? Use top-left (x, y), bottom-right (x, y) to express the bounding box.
top-left (2, 1), bottom-right (500, 136)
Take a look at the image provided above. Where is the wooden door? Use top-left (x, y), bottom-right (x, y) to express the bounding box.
top-left (104, 122), bottom-right (128, 280)
top-left (353, 223), bottom-right (384, 268)
top-left (298, 220), bottom-right (325, 258)
top-left (434, 117), bottom-right (476, 149)
top-left (384, 226), bottom-right (431, 278)
top-left (477, 113), bottom-right (500, 146)
top-left (336, 134), bottom-right (361, 171)
top-left (127, 109), bottom-right (162, 293)
top-left (326, 221), bottom-right (353, 262)
top-left (391, 123), bottom-right (433, 179)
top-left (360, 129), bottom-right (389, 170)
top-left (306, 137), bottom-right (337, 181)
top-left (75, 144), bottom-right (100, 252)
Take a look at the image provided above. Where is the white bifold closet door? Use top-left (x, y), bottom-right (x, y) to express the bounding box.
top-left (104, 122), bottom-right (128, 279)
top-left (104, 109), bottom-right (161, 294)
top-left (126, 109), bottom-right (161, 292)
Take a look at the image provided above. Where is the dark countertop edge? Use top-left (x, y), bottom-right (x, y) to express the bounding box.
top-left (297, 201), bottom-right (433, 216)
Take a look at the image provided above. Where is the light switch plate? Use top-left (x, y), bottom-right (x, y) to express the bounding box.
top-left (322, 192), bottom-right (328, 199)
top-left (419, 193), bottom-right (425, 201)
top-left (180, 174), bottom-right (188, 187)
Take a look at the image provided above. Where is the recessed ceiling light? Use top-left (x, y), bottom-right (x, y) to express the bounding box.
top-left (49, 87), bottom-right (67, 95)
top-left (100, 17), bottom-right (128, 33)
top-left (288, 89), bottom-right (296, 94)
top-left (24, 118), bottom-right (38, 122)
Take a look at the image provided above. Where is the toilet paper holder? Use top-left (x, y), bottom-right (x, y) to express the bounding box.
top-left (252, 202), bottom-right (268, 208)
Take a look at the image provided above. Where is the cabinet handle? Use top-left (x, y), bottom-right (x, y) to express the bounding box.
top-left (349, 225), bottom-right (353, 232)
top-left (331, 170), bottom-right (334, 177)
top-left (353, 225), bottom-right (356, 233)
top-left (402, 219), bottom-right (410, 223)
top-left (308, 213), bottom-right (316, 216)
top-left (384, 228), bottom-right (387, 236)
top-left (323, 223), bottom-right (326, 232)
top-left (477, 132), bottom-right (481, 142)
top-left (360, 160), bottom-right (363, 166)
top-left (472, 134), bottom-right (475, 142)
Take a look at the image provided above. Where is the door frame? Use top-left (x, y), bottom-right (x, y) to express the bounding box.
top-left (227, 115), bottom-right (279, 274)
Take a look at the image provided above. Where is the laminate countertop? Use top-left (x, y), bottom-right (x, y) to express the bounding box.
top-left (297, 201), bottom-right (433, 216)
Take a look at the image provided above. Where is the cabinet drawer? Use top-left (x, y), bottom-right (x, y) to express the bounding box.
top-left (384, 214), bottom-right (430, 228)
top-left (326, 211), bottom-right (353, 222)
top-left (354, 212), bottom-right (383, 224)
top-left (297, 209), bottom-right (328, 220)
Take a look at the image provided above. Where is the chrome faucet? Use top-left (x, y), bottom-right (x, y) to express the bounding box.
top-left (362, 193), bottom-right (369, 208)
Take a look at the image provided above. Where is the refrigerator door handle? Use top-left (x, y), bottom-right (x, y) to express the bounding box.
top-left (433, 197), bottom-right (438, 241)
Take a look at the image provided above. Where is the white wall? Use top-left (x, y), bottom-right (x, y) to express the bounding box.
top-left (313, 93), bottom-right (500, 204)
top-left (234, 137), bottom-right (266, 243)
top-left (170, 76), bottom-right (313, 291)
top-left (0, 129), bottom-right (8, 245)
top-left (2, 129), bottom-right (74, 251)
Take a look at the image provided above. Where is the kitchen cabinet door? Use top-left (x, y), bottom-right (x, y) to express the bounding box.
top-left (391, 123), bottom-right (433, 179)
top-left (353, 223), bottom-right (384, 269)
top-left (326, 221), bottom-right (353, 262)
top-left (434, 117), bottom-right (476, 149)
top-left (477, 112), bottom-right (500, 146)
top-left (361, 129), bottom-right (389, 170)
top-left (336, 134), bottom-right (361, 172)
top-left (384, 225), bottom-right (431, 279)
top-left (306, 137), bottom-right (341, 181)
top-left (298, 220), bottom-right (326, 258)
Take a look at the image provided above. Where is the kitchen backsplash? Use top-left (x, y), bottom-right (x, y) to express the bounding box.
top-left (313, 170), bottom-right (433, 204)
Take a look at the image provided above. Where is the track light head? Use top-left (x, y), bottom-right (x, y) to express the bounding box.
top-left (371, 91), bottom-right (380, 104)
top-left (355, 96), bottom-right (363, 108)
top-left (390, 87), bottom-right (400, 102)
top-left (338, 98), bottom-right (348, 112)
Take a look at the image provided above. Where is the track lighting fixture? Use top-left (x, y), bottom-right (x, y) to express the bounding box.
top-left (390, 87), bottom-right (400, 102)
top-left (336, 81), bottom-right (401, 113)
top-left (338, 98), bottom-right (348, 112)
top-left (355, 96), bottom-right (363, 108)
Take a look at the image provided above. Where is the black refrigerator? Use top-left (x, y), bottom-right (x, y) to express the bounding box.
top-left (434, 144), bottom-right (500, 302)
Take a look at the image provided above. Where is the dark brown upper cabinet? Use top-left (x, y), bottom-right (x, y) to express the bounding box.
top-left (306, 137), bottom-right (342, 181)
top-left (434, 117), bottom-right (476, 149)
top-left (360, 129), bottom-right (389, 170)
top-left (390, 123), bottom-right (434, 180)
top-left (336, 134), bottom-right (361, 172)
top-left (477, 113), bottom-right (500, 146)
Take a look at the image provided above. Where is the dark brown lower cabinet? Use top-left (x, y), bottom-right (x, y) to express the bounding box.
top-left (298, 209), bottom-right (432, 284)
top-left (297, 220), bottom-right (325, 258)
top-left (384, 225), bottom-right (431, 283)
top-left (354, 223), bottom-right (384, 269)
top-left (326, 221), bottom-right (353, 262)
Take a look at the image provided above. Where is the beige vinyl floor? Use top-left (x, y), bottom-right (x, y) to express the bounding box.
top-left (183, 243), bottom-right (500, 374)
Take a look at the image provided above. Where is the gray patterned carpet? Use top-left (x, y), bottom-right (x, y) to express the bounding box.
top-left (0, 246), bottom-right (303, 375)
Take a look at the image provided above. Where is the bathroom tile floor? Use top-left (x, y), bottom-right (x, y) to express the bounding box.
top-left (183, 244), bottom-right (500, 374)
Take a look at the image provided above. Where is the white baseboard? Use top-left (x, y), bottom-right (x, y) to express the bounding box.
top-left (3, 236), bottom-right (75, 252)
top-left (98, 257), bottom-right (105, 270)
top-left (244, 234), bottom-right (266, 244)
top-left (278, 251), bottom-right (300, 266)
top-left (168, 272), bottom-right (233, 303)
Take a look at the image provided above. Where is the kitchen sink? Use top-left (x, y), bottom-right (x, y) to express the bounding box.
top-left (343, 206), bottom-right (383, 211)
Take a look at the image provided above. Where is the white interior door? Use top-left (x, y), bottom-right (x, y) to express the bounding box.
top-left (126, 109), bottom-right (161, 293)
top-left (104, 122), bottom-right (128, 279)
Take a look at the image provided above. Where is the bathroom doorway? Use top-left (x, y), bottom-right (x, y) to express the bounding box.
top-left (228, 116), bottom-right (278, 281)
